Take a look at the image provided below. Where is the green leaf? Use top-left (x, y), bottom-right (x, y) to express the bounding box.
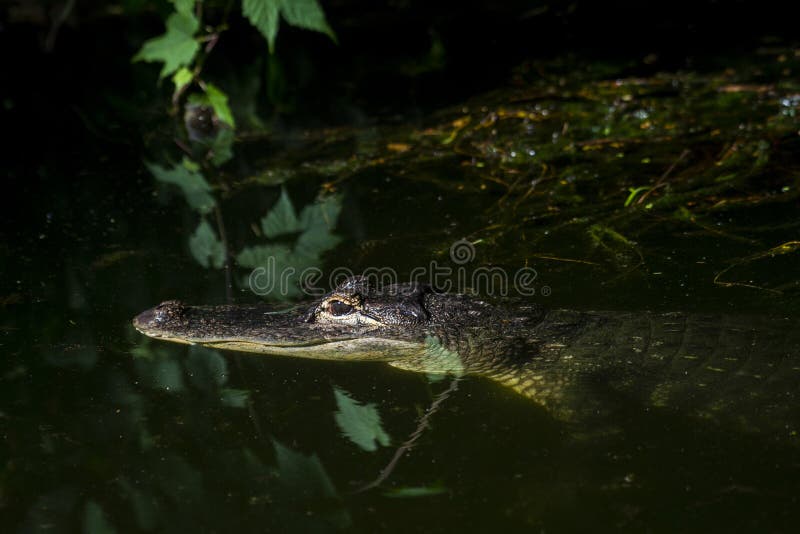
top-left (83, 501), bottom-right (117, 534)
top-left (236, 244), bottom-right (309, 298)
top-left (172, 66), bottom-right (194, 95)
top-left (295, 194), bottom-right (342, 256)
top-left (220, 388), bottom-right (250, 408)
top-left (189, 220), bottom-right (226, 269)
top-left (131, 344), bottom-right (170, 361)
top-left (273, 439), bottom-right (338, 498)
top-left (236, 243), bottom-right (293, 268)
top-left (145, 161), bottom-right (216, 214)
top-left (134, 357), bottom-right (185, 393)
top-left (295, 227), bottom-right (341, 258)
top-left (133, 12), bottom-right (199, 78)
top-left (130, 344), bottom-right (154, 360)
top-left (422, 336), bottom-right (465, 376)
top-left (298, 194), bottom-right (342, 230)
top-left (243, 0), bottom-right (336, 53)
top-left (280, 0), bottom-right (336, 41)
top-left (171, 0), bottom-right (195, 16)
top-left (186, 346), bottom-right (228, 390)
top-left (333, 386), bottom-right (390, 452)
top-left (182, 156), bottom-right (200, 172)
top-left (210, 128), bottom-right (234, 167)
top-left (624, 186), bottom-right (651, 207)
top-left (261, 188), bottom-right (300, 237)
top-left (204, 83), bottom-right (236, 127)
top-left (152, 359), bottom-right (186, 392)
top-left (241, 192), bottom-right (342, 298)
top-left (243, 0), bottom-right (280, 53)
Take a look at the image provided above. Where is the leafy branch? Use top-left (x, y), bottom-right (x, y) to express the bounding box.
top-left (134, 0), bottom-right (336, 129)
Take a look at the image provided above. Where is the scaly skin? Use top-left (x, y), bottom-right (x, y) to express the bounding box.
top-left (133, 277), bottom-right (800, 432)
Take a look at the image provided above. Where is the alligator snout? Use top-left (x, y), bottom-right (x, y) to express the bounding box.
top-left (132, 300), bottom-right (186, 334)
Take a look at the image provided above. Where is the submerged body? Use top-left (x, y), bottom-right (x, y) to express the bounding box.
top-left (134, 277), bottom-right (800, 430)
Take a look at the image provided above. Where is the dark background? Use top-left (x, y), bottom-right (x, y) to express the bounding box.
top-left (3, 0), bottom-right (797, 135)
top-left (2, 0), bottom-right (796, 246)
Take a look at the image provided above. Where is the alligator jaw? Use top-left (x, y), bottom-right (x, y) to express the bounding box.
top-left (132, 300), bottom-right (425, 361)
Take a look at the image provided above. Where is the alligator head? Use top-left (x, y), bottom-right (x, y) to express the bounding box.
top-left (132, 276), bottom-right (523, 375)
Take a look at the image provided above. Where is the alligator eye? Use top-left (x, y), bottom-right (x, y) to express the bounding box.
top-left (328, 300), bottom-right (354, 316)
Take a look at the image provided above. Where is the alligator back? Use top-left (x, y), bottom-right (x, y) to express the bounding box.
top-left (481, 310), bottom-right (800, 434)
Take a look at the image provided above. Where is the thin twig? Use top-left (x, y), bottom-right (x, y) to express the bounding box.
top-left (636, 148), bottom-right (690, 205)
top-left (353, 376), bottom-right (462, 494)
top-left (713, 240), bottom-right (800, 294)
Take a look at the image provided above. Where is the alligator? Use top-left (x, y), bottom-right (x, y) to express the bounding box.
top-left (133, 276), bottom-right (800, 431)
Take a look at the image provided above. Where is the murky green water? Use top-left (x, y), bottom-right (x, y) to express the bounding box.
top-left (4, 51), bottom-right (800, 532)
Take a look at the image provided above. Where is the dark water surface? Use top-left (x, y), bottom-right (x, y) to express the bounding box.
top-left (3, 52), bottom-right (800, 533)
